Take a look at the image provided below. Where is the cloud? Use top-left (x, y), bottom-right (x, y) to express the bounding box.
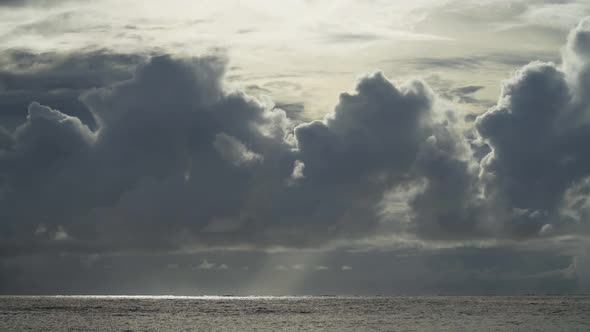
top-left (191, 259), bottom-right (229, 271)
top-left (0, 49), bottom-right (143, 130)
top-left (379, 16), bottom-right (590, 241)
top-left (289, 160), bottom-right (305, 183)
top-left (1, 50), bottom-right (476, 255)
top-left (213, 133), bottom-right (263, 167)
top-left (0, 0), bottom-right (79, 7)
top-left (34, 224), bottom-right (46, 235)
top-left (420, 0), bottom-right (590, 35)
top-left (195, 259), bottom-right (215, 270)
top-left (0, 243), bottom-right (582, 295)
top-left (401, 52), bottom-right (560, 71)
top-left (421, 76), bottom-right (495, 111)
top-left (0, 0), bottom-right (23, 6)
top-left (475, 17), bottom-right (590, 237)
top-left (539, 224), bottom-right (554, 236)
top-left (1, 17), bottom-right (590, 263)
top-left (321, 32), bottom-right (385, 44)
top-left (0, 0), bottom-right (64, 6)
top-left (273, 102), bottom-right (306, 121)
top-left (453, 86), bottom-right (484, 95)
top-left (53, 226), bottom-right (69, 241)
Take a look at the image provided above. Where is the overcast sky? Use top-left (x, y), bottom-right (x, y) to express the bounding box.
top-left (1, 0), bottom-right (590, 295)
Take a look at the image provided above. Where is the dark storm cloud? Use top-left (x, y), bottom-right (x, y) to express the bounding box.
top-left (475, 18), bottom-right (590, 237)
top-left (398, 16), bottom-right (590, 240)
top-left (0, 53), bottom-right (293, 254)
top-left (2, 18), bottom-right (590, 260)
top-left (294, 73), bottom-right (480, 240)
top-left (0, 49), bottom-right (144, 130)
top-left (0, 52), bottom-right (473, 255)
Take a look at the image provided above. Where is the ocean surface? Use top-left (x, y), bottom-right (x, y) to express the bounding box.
top-left (1, 295), bottom-right (589, 331)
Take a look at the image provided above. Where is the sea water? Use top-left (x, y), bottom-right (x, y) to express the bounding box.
top-left (1, 295), bottom-right (589, 331)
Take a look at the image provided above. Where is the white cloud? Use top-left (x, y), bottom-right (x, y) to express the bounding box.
top-left (290, 160), bottom-right (305, 180)
top-left (34, 224), bottom-right (47, 235)
top-left (194, 259), bottom-right (215, 270)
top-left (53, 226), bottom-right (69, 241)
top-left (539, 224), bottom-right (554, 236)
top-left (213, 133), bottom-right (263, 167)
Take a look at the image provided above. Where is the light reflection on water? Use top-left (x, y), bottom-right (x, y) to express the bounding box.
top-left (1, 295), bottom-right (589, 331)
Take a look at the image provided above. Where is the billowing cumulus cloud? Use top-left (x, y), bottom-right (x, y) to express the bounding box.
top-left (475, 17), bottom-right (590, 237)
top-left (0, 51), bottom-right (470, 254)
top-left (0, 83), bottom-right (503, 254)
top-left (1, 17), bottom-right (590, 265)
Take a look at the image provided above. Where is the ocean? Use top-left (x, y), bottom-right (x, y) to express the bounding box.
top-left (1, 295), bottom-right (589, 331)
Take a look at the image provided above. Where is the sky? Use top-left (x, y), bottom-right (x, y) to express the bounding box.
top-left (0, 0), bottom-right (590, 295)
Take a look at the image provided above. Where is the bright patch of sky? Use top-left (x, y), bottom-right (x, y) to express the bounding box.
top-left (1, 0), bottom-right (588, 117)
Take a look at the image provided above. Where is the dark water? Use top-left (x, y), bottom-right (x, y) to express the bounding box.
top-left (1, 296), bottom-right (589, 331)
